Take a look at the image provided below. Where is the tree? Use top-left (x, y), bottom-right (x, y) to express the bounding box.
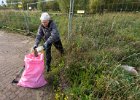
top-left (22, 0), bottom-right (38, 10)
top-left (56, 0), bottom-right (89, 13)
top-left (89, 0), bottom-right (104, 13)
top-left (7, 0), bottom-right (21, 9)
top-left (74, 0), bottom-right (89, 12)
top-left (56, 0), bottom-right (69, 13)
top-left (7, 0), bottom-right (38, 10)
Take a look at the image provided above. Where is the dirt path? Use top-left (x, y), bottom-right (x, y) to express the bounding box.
top-left (0, 30), bottom-right (54, 100)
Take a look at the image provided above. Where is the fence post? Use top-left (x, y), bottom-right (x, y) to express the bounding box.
top-left (23, 3), bottom-right (30, 35)
top-left (68, 0), bottom-right (74, 40)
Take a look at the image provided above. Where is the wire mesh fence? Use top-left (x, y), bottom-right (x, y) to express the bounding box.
top-left (0, 1), bottom-right (139, 37)
top-left (0, 0), bottom-right (68, 36)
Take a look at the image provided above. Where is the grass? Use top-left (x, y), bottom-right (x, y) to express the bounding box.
top-left (0, 10), bottom-right (140, 99)
top-left (54, 12), bottom-right (140, 100)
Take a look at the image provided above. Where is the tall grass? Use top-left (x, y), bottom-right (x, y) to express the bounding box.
top-left (52, 12), bottom-right (140, 100)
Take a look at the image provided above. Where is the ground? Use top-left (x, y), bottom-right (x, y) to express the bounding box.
top-left (0, 30), bottom-right (54, 100)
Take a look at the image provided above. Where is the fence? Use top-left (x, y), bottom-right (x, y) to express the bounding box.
top-left (0, 1), bottom-right (140, 37)
top-left (68, 0), bottom-right (140, 38)
top-left (0, 0), bottom-right (68, 37)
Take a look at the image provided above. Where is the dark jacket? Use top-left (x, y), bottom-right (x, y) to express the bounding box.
top-left (34, 20), bottom-right (60, 47)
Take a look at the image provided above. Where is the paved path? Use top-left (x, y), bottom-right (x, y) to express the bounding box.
top-left (0, 30), bottom-right (54, 100)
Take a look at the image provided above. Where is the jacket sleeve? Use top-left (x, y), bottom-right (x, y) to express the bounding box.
top-left (48, 21), bottom-right (59, 42)
top-left (34, 25), bottom-right (44, 47)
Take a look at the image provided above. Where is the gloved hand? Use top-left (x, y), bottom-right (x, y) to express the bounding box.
top-left (33, 45), bottom-right (37, 50)
top-left (43, 37), bottom-right (53, 50)
top-left (43, 45), bottom-right (46, 50)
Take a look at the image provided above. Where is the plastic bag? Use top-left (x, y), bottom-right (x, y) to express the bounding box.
top-left (17, 53), bottom-right (47, 88)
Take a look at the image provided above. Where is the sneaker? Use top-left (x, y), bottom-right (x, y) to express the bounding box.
top-left (60, 51), bottom-right (65, 57)
top-left (11, 79), bottom-right (19, 84)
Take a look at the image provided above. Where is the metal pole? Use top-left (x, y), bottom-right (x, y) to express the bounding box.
top-left (68, 0), bottom-right (72, 39)
top-left (25, 3), bottom-right (30, 34)
top-left (68, 0), bottom-right (74, 40)
top-left (27, 3), bottom-right (28, 10)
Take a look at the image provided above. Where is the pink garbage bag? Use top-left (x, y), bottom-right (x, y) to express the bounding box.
top-left (17, 53), bottom-right (47, 88)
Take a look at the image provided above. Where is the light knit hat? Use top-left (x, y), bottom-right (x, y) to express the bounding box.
top-left (40, 12), bottom-right (50, 21)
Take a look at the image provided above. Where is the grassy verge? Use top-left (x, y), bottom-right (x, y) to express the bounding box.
top-left (51, 12), bottom-right (140, 100)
